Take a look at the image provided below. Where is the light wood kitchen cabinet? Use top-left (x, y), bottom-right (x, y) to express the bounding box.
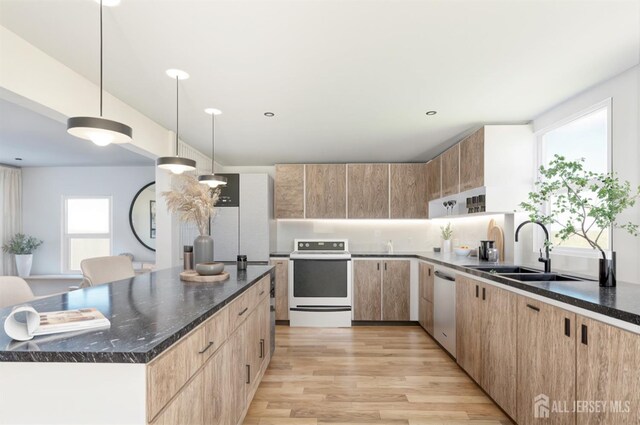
top-left (305, 164), bottom-right (347, 218)
top-left (270, 259), bottom-right (289, 321)
top-left (347, 163), bottom-right (389, 218)
top-left (440, 144), bottom-right (460, 197)
top-left (418, 262), bottom-right (434, 335)
top-left (258, 295), bottom-right (271, 374)
top-left (275, 164), bottom-right (304, 218)
top-left (203, 342), bottom-right (234, 425)
top-left (244, 309), bottom-right (261, 399)
top-left (389, 163), bottom-right (428, 219)
top-left (455, 275), bottom-right (516, 418)
top-left (382, 260), bottom-right (410, 320)
top-left (517, 297), bottom-right (576, 425)
top-left (229, 320), bottom-right (248, 425)
top-left (576, 316), bottom-right (640, 425)
top-left (459, 128), bottom-right (484, 192)
top-left (353, 260), bottom-right (382, 320)
top-left (151, 372), bottom-right (204, 425)
top-left (426, 157), bottom-right (441, 201)
top-left (481, 283), bottom-right (517, 419)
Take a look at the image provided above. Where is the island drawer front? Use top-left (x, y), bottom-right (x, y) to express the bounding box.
top-left (147, 325), bottom-right (206, 422)
top-left (256, 275), bottom-right (270, 301)
top-left (228, 284), bottom-right (259, 332)
top-left (202, 307), bottom-right (230, 360)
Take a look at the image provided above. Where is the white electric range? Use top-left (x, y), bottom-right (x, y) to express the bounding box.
top-left (288, 239), bottom-right (352, 327)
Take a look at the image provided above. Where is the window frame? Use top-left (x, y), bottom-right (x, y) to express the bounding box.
top-left (533, 97), bottom-right (613, 258)
top-left (62, 195), bottom-right (113, 274)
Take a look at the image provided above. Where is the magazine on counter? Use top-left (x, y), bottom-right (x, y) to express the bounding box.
top-left (4, 305), bottom-right (110, 341)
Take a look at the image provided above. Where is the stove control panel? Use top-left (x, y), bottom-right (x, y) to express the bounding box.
top-left (295, 240), bottom-right (346, 251)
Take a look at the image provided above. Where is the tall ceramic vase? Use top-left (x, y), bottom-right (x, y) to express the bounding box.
top-left (193, 235), bottom-right (214, 266)
top-left (15, 254), bottom-right (33, 277)
top-left (442, 239), bottom-right (452, 254)
top-left (599, 251), bottom-right (616, 287)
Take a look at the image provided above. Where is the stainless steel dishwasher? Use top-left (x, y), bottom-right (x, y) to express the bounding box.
top-left (433, 267), bottom-right (456, 357)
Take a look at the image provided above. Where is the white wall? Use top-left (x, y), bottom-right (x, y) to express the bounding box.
top-left (22, 166), bottom-right (156, 274)
top-left (514, 65), bottom-right (640, 283)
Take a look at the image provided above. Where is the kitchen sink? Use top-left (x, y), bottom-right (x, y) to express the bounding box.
top-left (464, 265), bottom-right (540, 274)
top-left (498, 273), bottom-right (582, 282)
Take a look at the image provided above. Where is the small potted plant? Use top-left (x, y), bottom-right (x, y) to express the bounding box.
top-left (440, 222), bottom-right (453, 253)
top-left (2, 233), bottom-right (43, 277)
top-left (520, 155), bottom-right (640, 287)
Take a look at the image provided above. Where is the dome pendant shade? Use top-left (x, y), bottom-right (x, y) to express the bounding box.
top-left (67, 116), bottom-right (133, 146)
top-left (157, 156), bottom-right (197, 174)
top-left (198, 174), bottom-right (227, 187)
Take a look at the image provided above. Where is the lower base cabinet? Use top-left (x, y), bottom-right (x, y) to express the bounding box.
top-left (418, 297), bottom-right (434, 335)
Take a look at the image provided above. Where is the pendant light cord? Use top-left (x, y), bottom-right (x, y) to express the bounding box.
top-left (99, 0), bottom-right (103, 117)
top-left (211, 113), bottom-right (215, 172)
top-left (175, 76), bottom-right (179, 156)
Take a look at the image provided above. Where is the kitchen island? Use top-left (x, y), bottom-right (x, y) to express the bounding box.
top-left (0, 265), bottom-right (274, 425)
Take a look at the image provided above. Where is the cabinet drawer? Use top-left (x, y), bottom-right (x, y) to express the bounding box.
top-left (228, 286), bottom-right (258, 332)
top-left (202, 308), bottom-right (230, 360)
top-left (255, 275), bottom-right (270, 301)
top-left (147, 326), bottom-right (206, 421)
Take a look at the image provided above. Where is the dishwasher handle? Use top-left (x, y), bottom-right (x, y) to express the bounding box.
top-left (434, 271), bottom-right (456, 282)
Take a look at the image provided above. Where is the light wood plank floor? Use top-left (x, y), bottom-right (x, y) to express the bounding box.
top-left (244, 326), bottom-right (513, 425)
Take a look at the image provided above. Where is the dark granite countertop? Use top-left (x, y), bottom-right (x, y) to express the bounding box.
top-left (271, 251), bottom-right (640, 327)
top-left (0, 265), bottom-right (273, 363)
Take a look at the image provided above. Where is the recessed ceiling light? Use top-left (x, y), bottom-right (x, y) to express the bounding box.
top-left (14, 158), bottom-right (22, 161)
top-left (204, 108), bottom-right (222, 116)
top-left (96, 0), bottom-right (121, 6)
top-left (264, 112), bottom-right (275, 117)
top-left (165, 69), bottom-right (189, 80)
top-left (425, 111), bottom-right (437, 116)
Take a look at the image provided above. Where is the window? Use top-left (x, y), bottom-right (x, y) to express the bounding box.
top-left (536, 98), bottom-right (611, 253)
top-left (63, 197), bottom-right (112, 273)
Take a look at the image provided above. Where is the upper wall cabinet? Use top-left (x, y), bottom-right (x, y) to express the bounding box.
top-left (440, 144), bottom-right (460, 197)
top-left (275, 164), bottom-right (304, 218)
top-left (347, 164), bottom-right (389, 219)
top-left (426, 157), bottom-right (441, 201)
top-left (390, 163), bottom-right (428, 219)
top-left (459, 128), bottom-right (484, 192)
top-left (305, 164), bottom-right (347, 219)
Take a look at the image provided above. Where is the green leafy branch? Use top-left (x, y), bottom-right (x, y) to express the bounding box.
top-left (520, 155), bottom-right (640, 261)
top-left (2, 233), bottom-right (43, 255)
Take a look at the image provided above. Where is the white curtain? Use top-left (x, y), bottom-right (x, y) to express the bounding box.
top-left (0, 166), bottom-right (22, 275)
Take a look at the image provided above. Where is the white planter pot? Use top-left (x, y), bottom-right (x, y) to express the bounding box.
top-left (15, 254), bottom-right (33, 277)
top-left (442, 240), bottom-right (452, 254)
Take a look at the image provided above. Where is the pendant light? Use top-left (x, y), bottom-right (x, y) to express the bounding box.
top-left (198, 108), bottom-right (227, 187)
top-left (67, 0), bottom-right (132, 146)
top-left (156, 69), bottom-right (197, 174)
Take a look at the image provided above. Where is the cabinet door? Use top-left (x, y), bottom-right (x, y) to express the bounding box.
top-left (259, 297), bottom-right (271, 373)
top-left (270, 259), bottom-right (289, 320)
top-left (244, 309), bottom-right (261, 400)
top-left (440, 145), bottom-right (460, 197)
top-left (517, 297), bottom-right (575, 425)
top-left (481, 284), bottom-right (517, 418)
top-left (419, 262), bottom-right (434, 302)
top-left (229, 322), bottom-right (247, 425)
top-left (382, 260), bottom-right (410, 320)
top-left (151, 372), bottom-right (204, 425)
top-left (576, 316), bottom-right (640, 425)
top-left (426, 157), bottom-right (441, 201)
top-left (418, 297), bottom-right (427, 329)
top-left (203, 342), bottom-right (234, 425)
top-left (455, 275), bottom-right (482, 382)
top-left (459, 128), bottom-right (484, 192)
top-left (305, 164), bottom-right (346, 218)
top-left (425, 300), bottom-right (434, 336)
top-left (389, 163), bottom-right (428, 219)
top-left (353, 260), bottom-right (382, 321)
top-left (275, 164), bottom-right (304, 218)
top-left (347, 164), bottom-right (389, 218)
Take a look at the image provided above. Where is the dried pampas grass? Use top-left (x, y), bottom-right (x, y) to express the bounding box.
top-left (162, 175), bottom-right (221, 236)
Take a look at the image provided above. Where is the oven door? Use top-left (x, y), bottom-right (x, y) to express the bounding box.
top-left (289, 258), bottom-right (352, 308)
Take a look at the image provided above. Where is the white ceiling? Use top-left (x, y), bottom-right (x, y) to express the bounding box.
top-left (1, 0), bottom-right (638, 166)
top-left (0, 98), bottom-right (154, 167)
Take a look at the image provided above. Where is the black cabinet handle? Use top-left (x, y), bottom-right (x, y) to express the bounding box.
top-left (238, 307), bottom-right (248, 317)
top-left (482, 287), bottom-right (486, 301)
top-left (246, 364), bottom-right (251, 384)
top-left (428, 268), bottom-right (431, 276)
top-left (526, 304), bottom-right (540, 312)
top-left (475, 285), bottom-right (479, 298)
top-left (581, 324), bottom-right (588, 345)
top-left (259, 290), bottom-right (265, 296)
top-left (377, 263), bottom-right (380, 271)
top-left (259, 339), bottom-right (265, 359)
top-left (384, 263), bottom-right (387, 271)
top-left (198, 341), bottom-right (214, 354)
top-left (565, 318), bottom-right (571, 337)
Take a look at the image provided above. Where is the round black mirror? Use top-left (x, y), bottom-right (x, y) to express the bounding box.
top-left (129, 182), bottom-right (156, 251)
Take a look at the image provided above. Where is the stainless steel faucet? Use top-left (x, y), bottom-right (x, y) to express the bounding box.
top-left (515, 221), bottom-right (551, 273)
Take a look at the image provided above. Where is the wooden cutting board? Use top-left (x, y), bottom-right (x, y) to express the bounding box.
top-left (487, 219), bottom-right (496, 238)
top-left (488, 225), bottom-right (505, 261)
top-left (180, 270), bottom-right (230, 283)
